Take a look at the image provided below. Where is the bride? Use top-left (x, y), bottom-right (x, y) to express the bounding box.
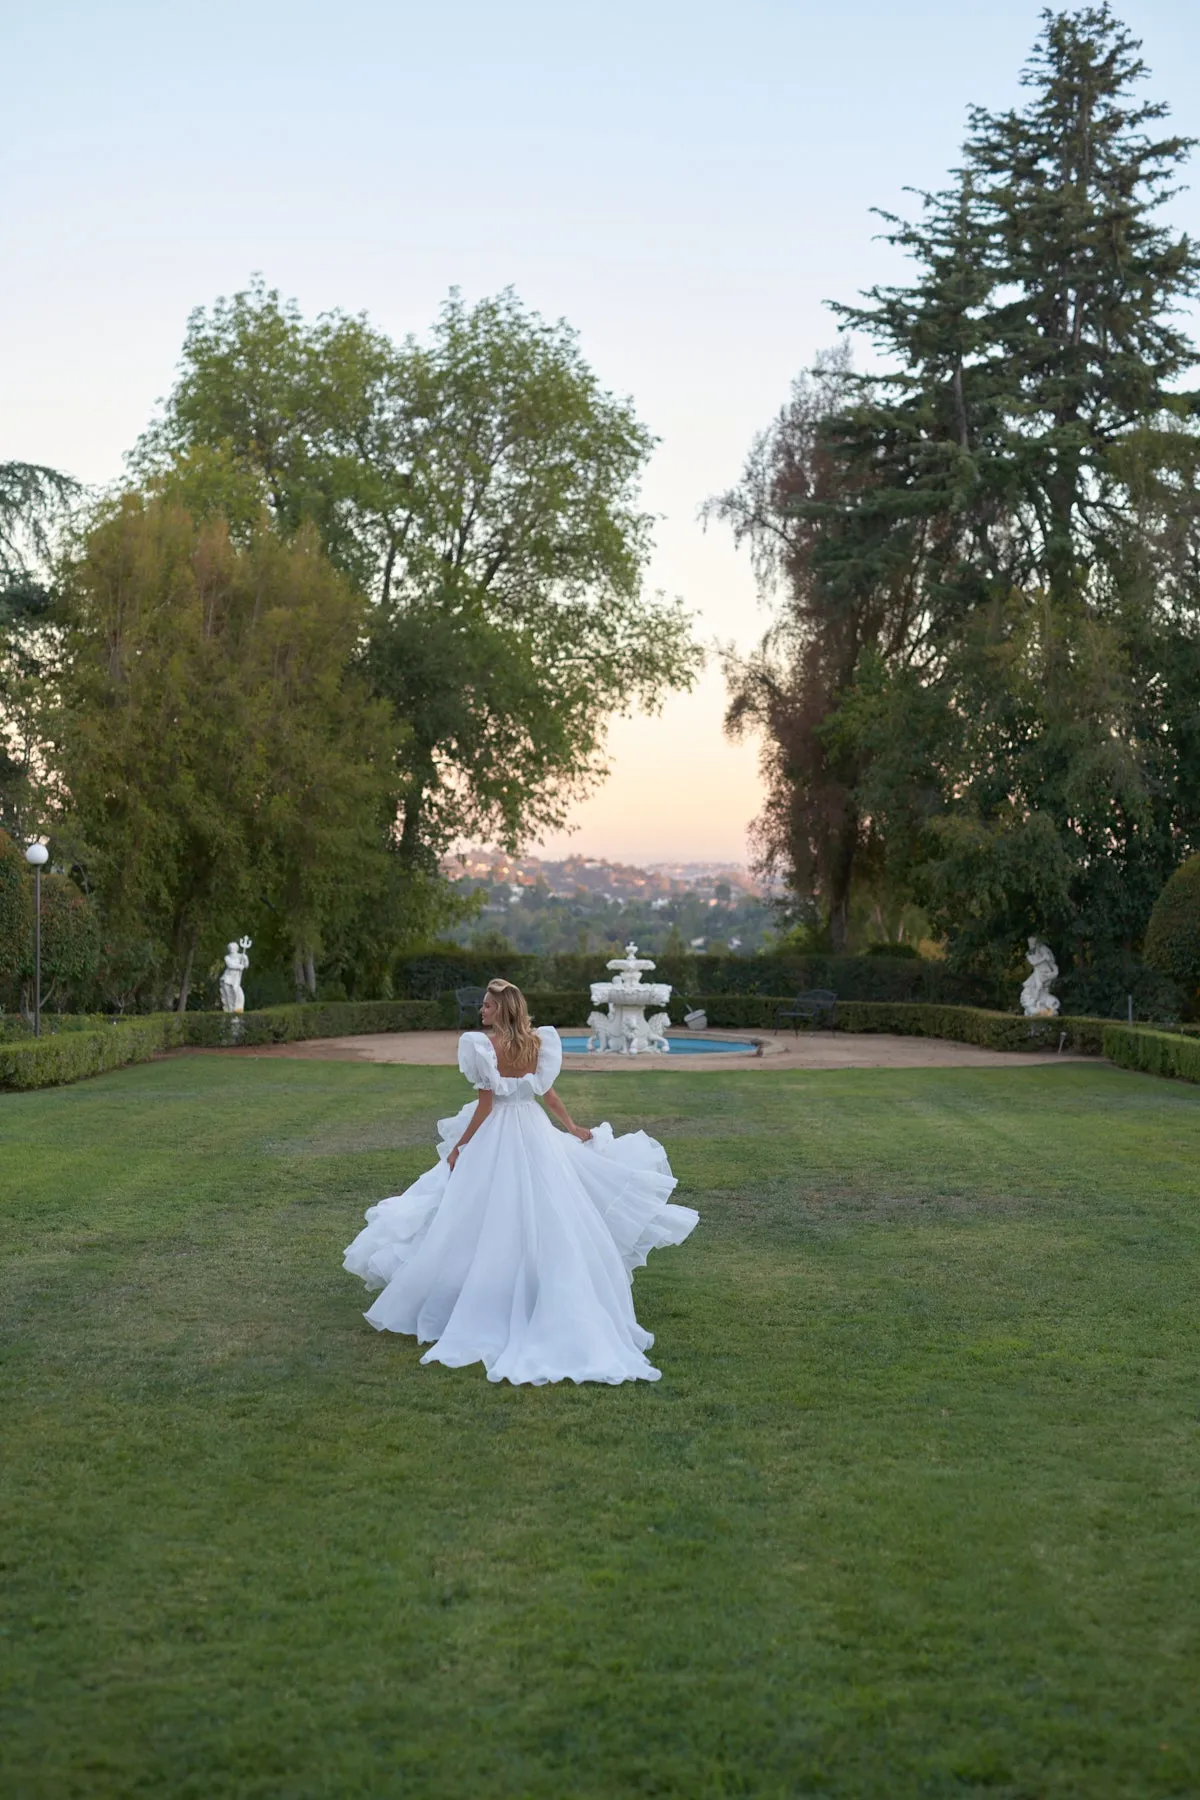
top-left (344, 978), bottom-right (698, 1385)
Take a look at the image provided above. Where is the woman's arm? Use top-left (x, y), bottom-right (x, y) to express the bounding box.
top-left (448, 1090), bottom-right (493, 1169)
top-left (542, 1086), bottom-right (592, 1142)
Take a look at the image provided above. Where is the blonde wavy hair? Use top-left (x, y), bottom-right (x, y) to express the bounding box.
top-left (486, 978), bottom-right (539, 1072)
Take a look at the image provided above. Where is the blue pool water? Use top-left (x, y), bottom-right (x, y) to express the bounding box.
top-left (560, 1034), bottom-right (757, 1056)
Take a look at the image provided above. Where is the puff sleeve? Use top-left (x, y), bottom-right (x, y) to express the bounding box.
top-left (457, 1031), bottom-right (499, 1091)
top-left (530, 1026), bottom-right (563, 1094)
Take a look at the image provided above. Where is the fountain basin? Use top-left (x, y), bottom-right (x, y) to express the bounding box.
top-left (561, 1033), bottom-right (758, 1057)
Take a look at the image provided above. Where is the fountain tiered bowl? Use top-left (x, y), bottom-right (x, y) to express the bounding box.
top-left (586, 943), bottom-right (673, 1055)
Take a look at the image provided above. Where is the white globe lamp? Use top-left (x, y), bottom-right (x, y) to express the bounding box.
top-left (24, 843), bottom-right (49, 1036)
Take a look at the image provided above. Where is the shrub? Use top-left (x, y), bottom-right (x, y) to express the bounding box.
top-left (1143, 855), bottom-right (1200, 1014)
top-left (0, 1014), bottom-right (184, 1091)
top-left (392, 949), bottom-right (1004, 1007)
top-left (1102, 1023), bottom-right (1200, 1085)
top-left (831, 1002), bottom-right (1109, 1056)
top-left (0, 1012), bottom-right (118, 1044)
top-left (681, 995), bottom-right (1110, 1053)
top-left (522, 992), bottom-right (591, 1028)
top-left (180, 998), bottom-right (441, 1046)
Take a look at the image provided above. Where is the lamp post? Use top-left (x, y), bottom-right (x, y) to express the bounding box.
top-left (24, 842), bottom-right (48, 1038)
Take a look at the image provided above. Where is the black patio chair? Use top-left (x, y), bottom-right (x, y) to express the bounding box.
top-left (454, 985), bottom-right (488, 1027)
top-left (774, 988), bottom-right (837, 1034)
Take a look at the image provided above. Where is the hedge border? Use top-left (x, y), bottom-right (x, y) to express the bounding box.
top-left (0, 1000), bottom-right (442, 1090)
top-left (0, 1015), bottom-right (184, 1091)
top-left (1102, 1023), bottom-right (1200, 1085)
top-left (391, 949), bottom-right (1002, 1008)
top-left (5, 994), bottom-right (1197, 1093)
top-left (179, 998), bottom-right (442, 1047)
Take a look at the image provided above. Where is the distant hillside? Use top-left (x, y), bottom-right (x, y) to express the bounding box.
top-left (439, 850), bottom-right (774, 956)
top-left (443, 849), bottom-right (765, 900)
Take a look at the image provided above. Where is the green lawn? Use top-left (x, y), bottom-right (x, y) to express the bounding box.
top-left (2, 1055), bottom-right (1198, 1799)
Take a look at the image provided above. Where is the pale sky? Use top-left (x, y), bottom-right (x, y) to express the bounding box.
top-left (4, 0), bottom-right (1198, 862)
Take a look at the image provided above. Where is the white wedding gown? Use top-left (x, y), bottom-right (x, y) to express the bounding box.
top-left (343, 1027), bottom-right (698, 1385)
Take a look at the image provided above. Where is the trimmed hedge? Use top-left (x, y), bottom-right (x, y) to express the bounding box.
top-left (392, 949), bottom-right (1003, 1008)
top-left (521, 992), bottom-right (591, 1028)
top-left (0, 1011), bottom-right (131, 1044)
top-left (180, 998), bottom-right (442, 1047)
top-left (0, 1014), bottom-right (185, 1091)
top-left (0, 1001), bottom-right (443, 1090)
top-left (679, 994), bottom-right (1110, 1053)
top-left (834, 1002), bottom-right (1111, 1055)
top-left (1102, 1023), bottom-right (1200, 1085)
top-left (5, 993), bottom-right (1193, 1093)
top-left (520, 992), bottom-right (1113, 1055)
top-left (519, 993), bottom-right (1114, 1054)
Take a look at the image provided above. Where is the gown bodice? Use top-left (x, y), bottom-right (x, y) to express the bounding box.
top-left (457, 1027), bottom-right (563, 1100)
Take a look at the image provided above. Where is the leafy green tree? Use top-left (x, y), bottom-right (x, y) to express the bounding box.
top-left (0, 826), bottom-right (28, 997)
top-left (0, 462), bottom-right (81, 836)
top-left (135, 281), bottom-right (701, 867)
top-left (720, 7), bottom-right (1200, 1002)
top-left (0, 462), bottom-right (81, 591)
top-left (1143, 854), bottom-right (1200, 1012)
top-left (56, 498), bottom-right (398, 1010)
top-left (712, 346), bottom-right (921, 950)
top-left (0, 826), bottom-right (100, 1015)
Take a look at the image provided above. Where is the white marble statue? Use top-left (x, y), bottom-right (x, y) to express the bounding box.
top-left (1020, 936), bottom-right (1060, 1017)
top-left (219, 937), bottom-right (252, 1013)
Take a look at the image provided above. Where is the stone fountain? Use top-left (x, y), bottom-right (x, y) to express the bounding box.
top-left (587, 942), bottom-right (673, 1055)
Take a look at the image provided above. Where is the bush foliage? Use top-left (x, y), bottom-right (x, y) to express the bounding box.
top-left (6, 995), bottom-right (1196, 1093)
top-left (1143, 855), bottom-right (1200, 1012)
top-left (394, 950), bottom-right (1004, 1007)
top-left (0, 1015), bottom-right (185, 1091)
top-left (1102, 1023), bottom-right (1200, 1085)
top-left (0, 1001), bottom-right (440, 1089)
top-left (180, 999), bottom-right (440, 1047)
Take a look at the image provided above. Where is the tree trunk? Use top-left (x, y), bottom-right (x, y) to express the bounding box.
top-left (293, 946), bottom-right (318, 1000)
top-left (398, 752), bottom-right (435, 865)
top-left (825, 814), bottom-right (858, 955)
top-left (951, 361), bottom-right (969, 449)
top-left (175, 934), bottom-right (198, 1014)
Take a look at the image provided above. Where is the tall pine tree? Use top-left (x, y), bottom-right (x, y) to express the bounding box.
top-left (727, 6), bottom-right (1200, 1005)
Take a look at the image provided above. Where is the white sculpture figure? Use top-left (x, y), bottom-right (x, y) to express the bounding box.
top-left (1020, 937), bottom-right (1060, 1017)
top-left (586, 942), bottom-right (673, 1055)
top-left (219, 937), bottom-right (252, 1013)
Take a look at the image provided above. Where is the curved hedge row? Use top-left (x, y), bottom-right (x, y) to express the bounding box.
top-left (0, 1000), bottom-right (441, 1090)
top-left (4, 995), bottom-right (1198, 1092)
top-left (0, 1014), bottom-right (185, 1090)
top-left (1102, 1024), bottom-right (1200, 1084)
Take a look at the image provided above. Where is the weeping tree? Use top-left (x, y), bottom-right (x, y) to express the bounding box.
top-left (56, 498), bottom-right (398, 1010)
top-left (711, 348), bottom-right (910, 950)
top-left (0, 461), bottom-right (81, 836)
